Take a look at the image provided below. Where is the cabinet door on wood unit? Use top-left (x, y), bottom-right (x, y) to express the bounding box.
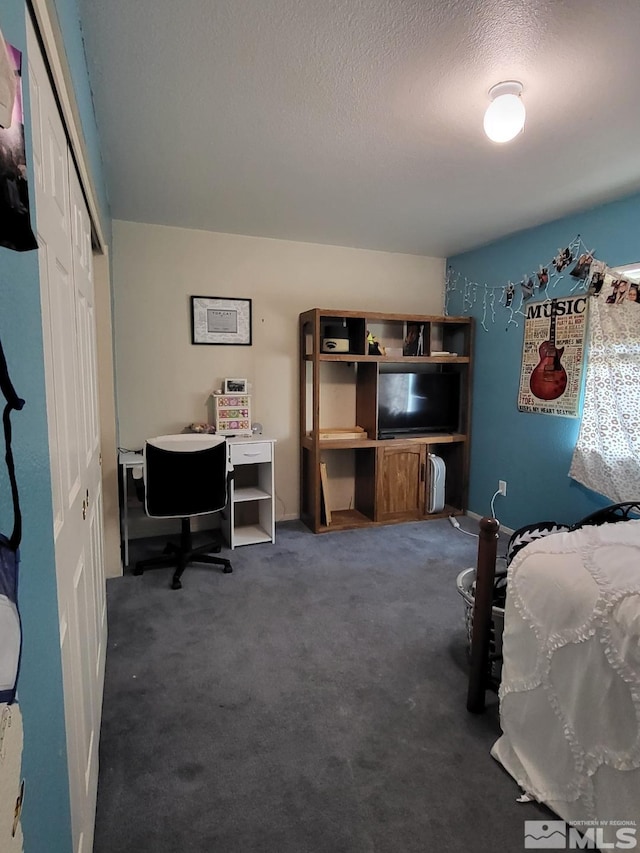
top-left (376, 445), bottom-right (426, 522)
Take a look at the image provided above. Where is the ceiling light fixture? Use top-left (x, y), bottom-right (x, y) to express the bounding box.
top-left (483, 81), bottom-right (525, 144)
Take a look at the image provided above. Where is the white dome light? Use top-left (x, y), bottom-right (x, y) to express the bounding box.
top-left (483, 81), bottom-right (525, 143)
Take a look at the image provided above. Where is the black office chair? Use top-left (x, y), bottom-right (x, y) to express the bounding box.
top-left (133, 434), bottom-right (233, 589)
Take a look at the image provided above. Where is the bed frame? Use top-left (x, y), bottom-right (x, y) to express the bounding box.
top-left (466, 517), bottom-right (501, 713)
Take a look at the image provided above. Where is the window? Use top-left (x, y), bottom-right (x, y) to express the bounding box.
top-left (569, 277), bottom-right (640, 502)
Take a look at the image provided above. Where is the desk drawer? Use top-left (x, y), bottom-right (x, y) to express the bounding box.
top-left (230, 441), bottom-right (272, 466)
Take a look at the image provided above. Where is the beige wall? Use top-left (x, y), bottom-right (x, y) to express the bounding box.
top-left (112, 220), bottom-right (445, 526)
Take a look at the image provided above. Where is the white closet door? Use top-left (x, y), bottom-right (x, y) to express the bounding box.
top-left (27, 18), bottom-right (106, 853)
top-left (69, 151), bottom-right (107, 716)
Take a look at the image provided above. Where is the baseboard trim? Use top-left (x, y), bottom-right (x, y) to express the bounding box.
top-left (465, 510), bottom-right (514, 537)
top-left (278, 510), bottom-right (516, 536)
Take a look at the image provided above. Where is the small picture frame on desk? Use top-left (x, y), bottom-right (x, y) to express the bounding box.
top-left (224, 378), bottom-right (248, 394)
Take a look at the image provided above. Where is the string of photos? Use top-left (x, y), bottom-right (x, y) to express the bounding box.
top-left (444, 235), bottom-right (639, 331)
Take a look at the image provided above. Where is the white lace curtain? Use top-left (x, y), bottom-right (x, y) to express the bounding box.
top-left (569, 297), bottom-right (640, 501)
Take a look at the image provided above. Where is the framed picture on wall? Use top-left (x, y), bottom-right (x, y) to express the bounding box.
top-left (191, 296), bottom-right (252, 345)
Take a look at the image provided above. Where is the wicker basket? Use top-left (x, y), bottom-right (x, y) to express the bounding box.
top-left (456, 567), bottom-right (505, 682)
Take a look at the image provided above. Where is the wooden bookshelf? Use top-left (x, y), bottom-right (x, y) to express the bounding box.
top-left (299, 308), bottom-right (474, 534)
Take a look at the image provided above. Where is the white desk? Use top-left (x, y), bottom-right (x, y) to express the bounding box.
top-left (118, 436), bottom-right (276, 565)
top-left (118, 450), bottom-right (144, 566)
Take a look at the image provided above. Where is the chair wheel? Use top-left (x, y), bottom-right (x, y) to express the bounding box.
top-left (171, 577), bottom-right (182, 590)
top-left (132, 566), bottom-right (144, 576)
top-left (223, 564), bottom-right (233, 574)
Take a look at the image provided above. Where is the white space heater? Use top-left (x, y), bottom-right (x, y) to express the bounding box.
top-left (428, 453), bottom-right (446, 513)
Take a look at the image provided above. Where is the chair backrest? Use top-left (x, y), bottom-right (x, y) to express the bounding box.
top-left (144, 434), bottom-right (228, 519)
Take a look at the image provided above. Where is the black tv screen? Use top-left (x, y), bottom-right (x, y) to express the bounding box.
top-left (377, 371), bottom-right (460, 438)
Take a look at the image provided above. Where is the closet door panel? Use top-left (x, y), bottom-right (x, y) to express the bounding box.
top-left (27, 18), bottom-right (106, 853)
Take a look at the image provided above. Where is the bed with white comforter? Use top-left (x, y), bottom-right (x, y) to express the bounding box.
top-left (491, 519), bottom-right (640, 825)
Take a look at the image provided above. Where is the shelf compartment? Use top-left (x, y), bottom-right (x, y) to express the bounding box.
top-left (317, 447), bottom-right (376, 528)
top-left (230, 495), bottom-right (274, 547)
top-left (300, 311), bottom-right (367, 357)
top-left (232, 524), bottom-right (273, 547)
top-left (319, 315), bottom-right (366, 356)
top-left (428, 442), bottom-right (468, 512)
top-left (318, 508), bottom-right (373, 531)
top-left (366, 319), bottom-right (405, 357)
top-left (435, 321), bottom-right (472, 358)
top-left (308, 361), bottom-right (377, 441)
top-left (314, 439), bottom-right (379, 449)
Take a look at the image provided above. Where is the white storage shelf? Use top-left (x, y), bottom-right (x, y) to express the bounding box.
top-left (222, 437), bottom-right (276, 549)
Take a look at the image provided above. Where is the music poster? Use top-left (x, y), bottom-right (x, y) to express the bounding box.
top-left (517, 295), bottom-right (588, 417)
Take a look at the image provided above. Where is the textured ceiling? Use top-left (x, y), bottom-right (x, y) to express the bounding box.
top-left (77, 0), bottom-right (640, 257)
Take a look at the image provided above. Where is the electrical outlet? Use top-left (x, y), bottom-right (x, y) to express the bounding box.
top-left (498, 480), bottom-right (507, 496)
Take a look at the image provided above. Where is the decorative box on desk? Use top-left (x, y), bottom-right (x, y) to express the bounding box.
top-left (213, 392), bottom-right (252, 436)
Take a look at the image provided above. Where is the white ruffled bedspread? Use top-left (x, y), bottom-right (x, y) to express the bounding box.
top-left (491, 519), bottom-right (640, 824)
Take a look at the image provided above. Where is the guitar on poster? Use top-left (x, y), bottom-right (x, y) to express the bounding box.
top-left (529, 298), bottom-right (568, 400)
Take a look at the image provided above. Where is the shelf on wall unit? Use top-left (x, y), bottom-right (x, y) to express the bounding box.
top-left (309, 353), bottom-right (470, 364)
top-left (304, 432), bottom-right (467, 448)
top-left (425, 433), bottom-right (467, 444)
top-left (321, 440), bottom-right (379, 449)
top-left (303, 435), bottom-right (380, 450)
top-left (317, 427), bottom-right (367, 441)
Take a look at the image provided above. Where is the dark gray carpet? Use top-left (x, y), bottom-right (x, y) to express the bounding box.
top-left (94, 518), bottom-right (549, 852)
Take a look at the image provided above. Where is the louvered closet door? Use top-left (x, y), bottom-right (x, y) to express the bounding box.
top-left (27, 17), bottom-right (106, 853)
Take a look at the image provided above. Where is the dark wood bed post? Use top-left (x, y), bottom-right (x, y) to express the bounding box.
top-left (467, 516), bottom-right (500, 713)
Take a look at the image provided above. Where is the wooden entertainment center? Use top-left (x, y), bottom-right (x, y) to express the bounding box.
top-left (299, 308), bottom-right (474, 533)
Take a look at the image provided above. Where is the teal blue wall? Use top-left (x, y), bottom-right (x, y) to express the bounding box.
top-left (52, 0), bottom-right (110, 238)
top-left (1, 2), bottom-right (110, 851)
top-left (448, 192), bottom-right (640, 531)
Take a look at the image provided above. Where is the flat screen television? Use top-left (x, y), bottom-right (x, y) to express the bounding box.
top-left (377, 371), bottom-right (460, 438)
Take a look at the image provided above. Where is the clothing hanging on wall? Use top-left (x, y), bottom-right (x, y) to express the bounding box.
top-left (0, 38), bottom-right (37, 252)
top-left (0, 28), bottom-right (16, 129)
top-left (0, 335), bottom-right (25, 704)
